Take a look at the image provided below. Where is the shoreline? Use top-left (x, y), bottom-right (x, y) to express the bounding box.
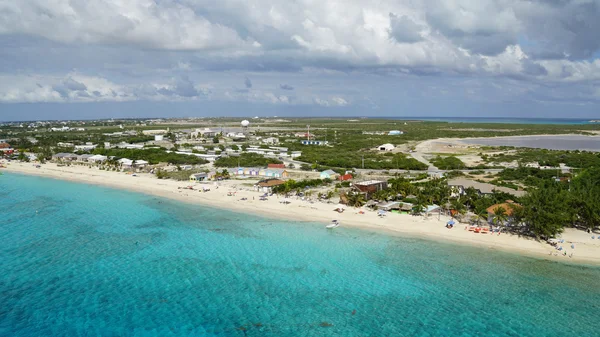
top-left (3, 161), bottom-right (600, 266)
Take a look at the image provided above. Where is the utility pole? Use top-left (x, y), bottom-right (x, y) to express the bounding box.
top-left (307, 125), bottom-right (310, 141)
top-left (362, 155), bottom-right (365, 169)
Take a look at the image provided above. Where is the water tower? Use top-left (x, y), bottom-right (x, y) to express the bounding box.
top-left (241, 120), bottom-right (250, 134)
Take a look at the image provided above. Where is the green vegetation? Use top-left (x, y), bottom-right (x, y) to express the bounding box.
top-left (92, 148), bottom-right (208, 165)
top-left (272, 179), bottom-right (332, 194)
top-left (511, 169), bottom-right (600, 238)
top-left (214, 153), bottom-right (282, 168)
top-left (431, 156), bottom-right (466, 170)
top-left (296, 148), bottom-right (427, 170)
top-left (495, 167), bottom-right (569, 187)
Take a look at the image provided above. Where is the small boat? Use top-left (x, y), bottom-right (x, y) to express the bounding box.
top-left (326, 220), bottom-right (340, 229)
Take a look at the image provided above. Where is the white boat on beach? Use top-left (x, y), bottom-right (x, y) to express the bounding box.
top-left (326, 220), bottom-right (340, 229)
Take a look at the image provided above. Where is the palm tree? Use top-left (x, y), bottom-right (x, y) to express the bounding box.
top-left (412, 201), bottom-right (426, 215)
top-left (463, 187), bottom-right (480, 209)
top-left (475, 208), bottom-right (488, 227)
top-left (345, 192), bottom-right (366, 208)
top-left (492, 206), bottom-right (508, 229)
top-left (450, 198), bottom-right (467, 221)
top-left (372, 189), bottom-right (390, 202)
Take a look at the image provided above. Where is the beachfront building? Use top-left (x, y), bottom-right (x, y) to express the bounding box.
top-left (448, 178), bottom-right (525, 198)
top-left (0, 142), bottom-right (13, 155)
top-left (378, 143), bottom-right (395, 151)
top-left (255, 179), bottom-right (286, 193)
top-left (77, 154), bottom-right (94, 162)
top-left (320, 169), bottom-right (339, 180)
top-left (52, 153), bottom-right (78, 162)
top-left (268, 163), bottom-right (286, 169)
top-left (266, 169), bottom-right (289, 178)
top-left (118, 158), bottom-right (133, 169)
top-left (377, 201), bottom-right (401, 211)
top-left (189, 173), bottom-right (209, 182)
top-left (134, 160), bottom-right (149, 168)
top-left (388, 130), bottom-right (404, 135)
top-left (352, 180), bottom-right (388, 199)
top-left (88, 155), bottom-right (107, 163)
top-left (300, 140), bottom-right (329, 146)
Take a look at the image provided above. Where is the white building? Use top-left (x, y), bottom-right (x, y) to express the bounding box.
top-left (118, 158), bottom-right (133, 168)
top-left (88, 155), bottom-right (107, 163)
top-left (142, 129), bottom-right (168, 135)
top-left (378, 143), bottom-right (395, 151)
top-left (75, 144), bottom-right (97, 152)
top-left (262, 137), bottom-right (280, 145)
top-left (134, 160), bottom-right (149, 168)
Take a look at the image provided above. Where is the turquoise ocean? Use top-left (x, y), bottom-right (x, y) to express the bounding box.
top-left (1, 173), bottom-right (600, 337)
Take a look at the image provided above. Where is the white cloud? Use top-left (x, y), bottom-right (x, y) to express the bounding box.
top-left (0, 0), bottom-right (599, 107)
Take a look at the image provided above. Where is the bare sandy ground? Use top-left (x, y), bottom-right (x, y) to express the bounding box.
top-left (3, 161), bottom-right (600, 265)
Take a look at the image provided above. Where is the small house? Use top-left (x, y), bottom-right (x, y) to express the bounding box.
top-left (338, 173), bottom-right (353, 181)
top-left (388, 130), bottom-right (403, 135)
top-left (255, 179), bottom-right (286, 193)
top-left (262, 137), bottom-right (280, 145)
top-left (189, 173), bottom-right (208, 182)
top-left (52, 153), bottom-right (77, 161)
top-left (77, 154), bottom-right (94, 162)
top-left (88, 155), bottom-right (107, 163)
top-left (134, 160), bottom-right (149, 168)
top-left (265, 169), bottom-right (288, 178)
top-left (320, 169), bottom-right (339, 180)
top-left (118, 158), bottom-right (133, 168)
top-left (268, 163), bottom-right (286, 169)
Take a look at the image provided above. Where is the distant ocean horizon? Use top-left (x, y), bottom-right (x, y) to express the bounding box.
top-left (377, 117), bottom-right (599, 125)
top-left (2, 173), bottom-right (600, 336)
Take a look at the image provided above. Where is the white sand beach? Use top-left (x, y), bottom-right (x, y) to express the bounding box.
top-left (3, 161), bottom-right (600, 265)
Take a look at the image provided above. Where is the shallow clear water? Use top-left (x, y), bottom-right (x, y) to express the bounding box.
top-left (1, 173), bottom-right (600, 337)
top-left (387, 117), bottom-right (596, 125)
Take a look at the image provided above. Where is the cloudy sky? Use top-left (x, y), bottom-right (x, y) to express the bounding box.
top-left (1, 0), bottom-right (600, 121)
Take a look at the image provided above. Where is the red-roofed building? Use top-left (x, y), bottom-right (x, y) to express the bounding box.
top-left (0, 143), bottom-right (13, 156)
top-left (338, 173), bottom-right (353, 181)
top-left (268, 163), bottom-right (286, 169)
